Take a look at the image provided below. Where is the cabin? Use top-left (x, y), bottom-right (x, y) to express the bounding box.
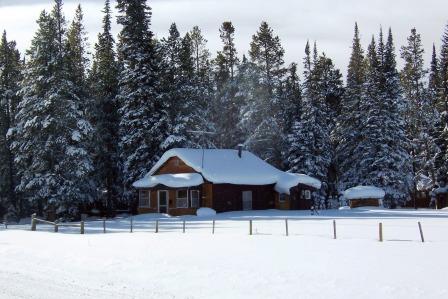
top-left (433, 187), bottom-right (448, 209)
top-left (405, 174), bottom-right (433, 208)
top-left (343, 186), bottom-right (385, 208)
top-left (132, 148), bottom-right (321, 216)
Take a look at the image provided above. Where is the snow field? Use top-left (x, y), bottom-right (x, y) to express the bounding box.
top-left (1, 209), bottom-right (448, 299)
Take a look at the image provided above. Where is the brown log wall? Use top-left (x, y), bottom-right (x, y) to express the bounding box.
top-left (349, 198), bottom-right (380, 208)
top-left (153, 156), bottom-right (197, 175)
top-left (211, 184), bottom-right (275, 212)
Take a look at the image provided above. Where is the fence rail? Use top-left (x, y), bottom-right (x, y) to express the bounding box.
top-left (31, 214), bottom-right (84, 234)
top-left (17, 215), bottom-right (438, 244)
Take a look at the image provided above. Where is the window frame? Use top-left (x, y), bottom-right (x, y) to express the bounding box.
top-left (304, 190), bottom-right (311, 200)
top-left (138, 190), bottom-right (151, 208)
top-left (279, 193), bottom-right (287, 202)
top-left (176, 189), bottom-right (189, 208)
top-left (190, 190), bottom-right (200, 208)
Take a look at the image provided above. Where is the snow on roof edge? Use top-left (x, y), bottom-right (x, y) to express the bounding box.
top-left (133, 173), bottom-right (204, 189)
top-left (143, 148), bottom-right (322, 192)
top-left (344, 186), bottom-right (385, 200)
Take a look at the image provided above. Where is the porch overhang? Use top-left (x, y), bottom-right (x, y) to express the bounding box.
top-left (132, 173), bottom-right (204, 189)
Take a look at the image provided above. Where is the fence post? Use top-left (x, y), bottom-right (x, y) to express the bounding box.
top-left (103, 217), bottom-right (106, 234)
top-left (130, 216), bottom-right (133, 233)
top-left (183, 220), bottom-right (186, 233)
top-left (155, 220), bottom-right (159, 233)
top-left (3, 215), bottom-right (7, 229)
top-left (80, 221), bottom-right (85, 234)
top-left (212, 220), bottom-right (215, 234)
top-left (249, 219), bottom-right (253, 235)
top-left (285, 219), bottom-right (289, 236)
top-left (31, 213), bottom-right (36, 231)
top-left (418, 222), bottom-right (425, 243)
top-left (379, 222), bottom-right (383, 242)
top-left (333, 220), bottom-right (337, 239)
top-left (54, 222), bottom-right (58, 233)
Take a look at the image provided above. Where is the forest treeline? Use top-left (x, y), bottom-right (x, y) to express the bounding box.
top-left (1, 0), bottom-right (448, 218)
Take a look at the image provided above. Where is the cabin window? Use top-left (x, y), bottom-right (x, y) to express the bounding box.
top-left (139, 190), bottom-right (151, 207)
top-left (176, 189), bottom-right (188, 208)
top-left (279, 194), bottom-right (287, 202)
top-left (302, 190), bottom-right (311, 200)
top-left (190, 190), bottom-right (200, 208)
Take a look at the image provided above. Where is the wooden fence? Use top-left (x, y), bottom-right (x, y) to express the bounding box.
top-left (23, 216), bottom-right (429, 243)
top-left (31, 213), bottom-right (84, 234)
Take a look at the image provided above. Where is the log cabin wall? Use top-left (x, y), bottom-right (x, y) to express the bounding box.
top-left (349, 198), bottom-right (380, 208)
top-left (153, 156), bottom-right (197, 175)
top-left (286, 185), bottom-right (317, 210)
top-left (211, 184), bottom-right (275, 212)
top-left (201, 182), bottom-right (213, 208)
top-left (274, 193), bottom-right (291, 210)
top-left (137, 189), bottom-right (158, 214)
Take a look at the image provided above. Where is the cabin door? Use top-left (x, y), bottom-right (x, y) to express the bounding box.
top-left (158, 190), bottom-right (169, 214)
top-left (242, 191), bottom-right (253, 210)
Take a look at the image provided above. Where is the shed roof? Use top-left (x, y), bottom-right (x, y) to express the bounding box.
top-left (344, 186), bottom-right (385, 200)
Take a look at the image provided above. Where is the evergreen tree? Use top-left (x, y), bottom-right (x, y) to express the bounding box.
top-left (89, 0), bottom-right (121, 212)
top-left (116, 0), bottom-right (168, 202)
top-left (189, 26), bottom-right (212, 83)
top-left (280, 63), bottom-right (302, 138)
top-left (336, 23), bottom-right (366, 190)
top-left (245, 21), bottom-right (286, 167)
top-left (400, 28), bottom-right (439, 190)
top-left (0, 31), bottom-right (22, 218)
top-left (354, 31), bottom-right (411, 205)
top-left (288, 43), bottom-right (341, 205)
top-left (12, 0), bottom-right (94, 218)
top-left (66, 4), bottom-right (89, 112)
top-left (212, 21), bottom-right (242, 148)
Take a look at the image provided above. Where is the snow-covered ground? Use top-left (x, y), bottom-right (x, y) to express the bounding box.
top-left (1, 208), bottom-right (448, 299)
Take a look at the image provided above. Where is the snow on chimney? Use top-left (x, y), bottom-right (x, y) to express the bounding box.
top-left (237, 144), bottom-right (243, 158)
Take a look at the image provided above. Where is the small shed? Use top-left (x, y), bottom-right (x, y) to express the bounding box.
top-left (343, 186), bottom-right (385, 208)
top-left (433, 187), bottom-right (448, 209)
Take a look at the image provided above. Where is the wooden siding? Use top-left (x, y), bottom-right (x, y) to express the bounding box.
top-left (349, 198), bottom-right (380, 208)
top-left (211, 184), bottom-right (275, 212)
top-left (274, 193), bottom-right (291, 210)
top-left (137, 187), bottom-right (202, 216)
top-left (288, 185), bottom-right (314, 210)
top-left (153, 156), bottom-right (197, 175)
top-left (201, 183), bottom-right (213, 208)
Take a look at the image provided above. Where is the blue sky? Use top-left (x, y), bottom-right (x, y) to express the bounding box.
top-left (0, 0), bottom-right (447, 76)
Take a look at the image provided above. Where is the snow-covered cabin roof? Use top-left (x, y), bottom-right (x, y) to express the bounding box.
top-left (344, 186), bottom-right (385, 200)
top-left (133, 148), bottom-right (321, 193)
top-left (275, 173), bottom-right (322, 194)
top-left (133, 173), bottom-right (204, 189)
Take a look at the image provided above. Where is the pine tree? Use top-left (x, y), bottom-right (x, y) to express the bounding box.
top-left (336, 23), bottom-right (366, 190)
top-left (212, 21), bottom-right (242, 148)
top-left (0, 31), bottom-right (22, 218)
top-left (288, 43), bottom-right (340, 205)
top-left (12, 0), bottom-right (94, 218)
top-left (89, 0), bottom-right (121, 212)
top-left (400, 28), bottom-right (439, 191)
top-left (189, 26), bottom-right (212, 83)
top-left (66, 4), bottom-right (89, 112)
top-left (280, 63), bottom-right (302, 138)
top-left (116, 0), bottom-right (168, 202)
top-left (354, 31), bottom-right (411, 205)
top-left (245, 21), bottom-right (286, 167)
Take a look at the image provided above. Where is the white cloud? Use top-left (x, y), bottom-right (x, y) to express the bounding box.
top-left (0, 0), bottom-right (446, 77)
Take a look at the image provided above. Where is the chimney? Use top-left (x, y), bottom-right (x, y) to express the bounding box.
top-left (237, 144), bottom-right (243, 158)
